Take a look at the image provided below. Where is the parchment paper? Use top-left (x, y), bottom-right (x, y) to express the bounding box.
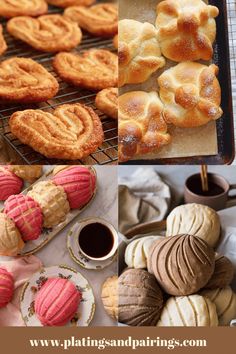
top-left (119, 0), bottom-right (218, 159)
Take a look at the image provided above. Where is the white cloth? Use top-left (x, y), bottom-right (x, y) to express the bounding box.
top-left (119, 167), bottom-right (171, 234)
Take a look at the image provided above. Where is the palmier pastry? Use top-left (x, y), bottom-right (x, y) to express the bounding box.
top-left (118, 91), bottom-right (171, 162)
top-left (0, 213), bottom-right (24, 256)
top-left (158, 62), bottom-right (223, 128)
top-left (147, 234), bottom-right (215, 296)
top-left (0, 25), bottom-right (7, 55)
top-left (8, 165), bottom-right (43, 183)
top-left (0, 0), bottom-right (48, 18)
top-left (156, 0), bottom-right (219, 62)
top-left (46, 0), bottom-right (95, 8)
top-left (119, 19), bottom-right (165, 87)
top-left (9, 104), bottom-right (104, 160)
top-left (95, 88), bottom-right (118, 120)
top-left (28, 181), bottom-right (70, 228)
top-left (0, 57), bottom-right (59, 103)
top-left (7, 15), bottom-right (82, 53)
top-left (64, 3), bottom-right (118, 37)
top-left (157, 295), bottom-right (218, 327)
top-left (166, 204), bottom-right (221, 248)
top-left (53, 49), bottom-right (118, 91)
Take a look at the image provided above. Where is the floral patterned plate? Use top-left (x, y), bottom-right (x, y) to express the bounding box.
top-left (67, 219), bottom-right (117, 270)
top-left (20, 265), bottom-right (95, 327)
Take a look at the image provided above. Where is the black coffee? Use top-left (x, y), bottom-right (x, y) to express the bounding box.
top-left (79, 223), bottom-right (114, 258)
top-left (187, 175), bottom-right (224, 197)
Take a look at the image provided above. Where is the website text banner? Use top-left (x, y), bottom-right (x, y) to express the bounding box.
top-left (0, 327), bottom-right (234, 354)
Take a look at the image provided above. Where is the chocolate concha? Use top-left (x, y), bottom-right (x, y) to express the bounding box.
top-left (118, 269), bottom-right (163, 326)
top-left (125, 236), bottom-right (163, 269)
top-left (0, 267), bottom-right (14, 308)
top-left (201, 287), bottom-right (236, 326)
top-left (101, 275), bottom-right (118, 320)
top-left (157, 295), bottom-right (218, 327)
top-left (147, 234), bottom-right (215, 296)
top-left (28, 181), bottom-right (70, 228)
top-left (34, 277), bottom-right (82, 326)
top-left (166, 204), bottom-right (220, 248)
top-left (0, 213), bottom-right (24, 256)
top-left (205, 254), bottom-right (234, 289)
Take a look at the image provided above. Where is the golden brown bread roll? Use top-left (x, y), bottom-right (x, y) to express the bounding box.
top-left (147, 234), bottom-right (215, 296)
top-left (158, 62), bottom-right (223, 128)
top-left (101, 275), bottom-right (118, 321)
top-left (8, 165), bottom-right (43, 183)
top-left (118, 91), bottom-right (171, 162)
top-left (7, 15), bottom-right (82, 53)
top-left (0, 25), bottom-right (7, 56)
top-left (119, 19), bottom-right (165, 87)
top-left (156, 0), bottom-right (219, 62)
top-left (0, 0), bottom-right (48, 18)
top-left (157, 295), bottom-right (218, 327)
top-left (64, 3), bottom-right (118, 37)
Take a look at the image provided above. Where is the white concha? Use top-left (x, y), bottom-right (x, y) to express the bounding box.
top-left (166, 203), bottom-right (220, 248)
top-left (201, 287), bottom-right (236, 326)
top-left (157, 294), bottom-right (218, 327)
top-left (125, 235), bottom-right (163, 269)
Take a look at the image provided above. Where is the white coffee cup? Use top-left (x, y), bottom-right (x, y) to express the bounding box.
top-left (77, 217), bottom-right (118, 261)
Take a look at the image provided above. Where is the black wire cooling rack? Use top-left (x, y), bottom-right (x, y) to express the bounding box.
top-left (0, 5), bottom-right (118, 165)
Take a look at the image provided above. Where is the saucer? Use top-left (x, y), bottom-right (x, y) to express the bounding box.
top-left (67, 220), bottom-right (117, 270)
top-left (20, 265), bottom-right (95, 327)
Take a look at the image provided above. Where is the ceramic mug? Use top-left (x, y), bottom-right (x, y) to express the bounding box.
top-left (77, 217), bottom-right (118, 261)
top-left (184, 173), bottom-right (236, 210)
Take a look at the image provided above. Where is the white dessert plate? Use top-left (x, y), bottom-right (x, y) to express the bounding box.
top-left (67, 219), bottom-right (117, 270)
top-left (20, 265), bottom-right (95, 327)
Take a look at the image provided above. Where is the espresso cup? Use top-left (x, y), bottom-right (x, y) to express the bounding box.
top-left (184, 173), bottom-right (236, 211)
top-left (77, 217), bottom-right (118, 261)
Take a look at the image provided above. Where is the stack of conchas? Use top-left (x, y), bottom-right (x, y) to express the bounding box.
top-left (119, 203), bottom-right (236, 327)
top-left (34, 277), bottom-right (82, 326)
top-left (0, 165), bottom-right (97, 256)
top-left (0, 267), bottom-right (14, 308)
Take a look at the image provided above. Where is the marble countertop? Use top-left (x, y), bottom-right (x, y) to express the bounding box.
top-left (0, 165), bottom-right (118, 327)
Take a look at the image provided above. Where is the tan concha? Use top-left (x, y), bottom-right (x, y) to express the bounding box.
top-left (125, 235), bottom-right (163, 269)
top-left (201, 287), bottom-right (236, 326)
top-left (101, 275), bottom-right (118, 321)
top-left (28, 181), bottom-right (70, 228)
top-left (157, 295), bottom-right (218, 326)
top-left (205, 254), bottom-right (234, 289)
top-left (9, 165), bottom-right (42, 183)
top-left (166, 204), bottom-right (220, 248)
top-left (147, 234), bottom-right (215, 296)
top-left (0, 213), bottom-right (24, 256)
top-left (118, 19), bottom-right (165, 86)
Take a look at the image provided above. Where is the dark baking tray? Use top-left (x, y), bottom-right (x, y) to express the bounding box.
top-left (120, 0), bottom-right (235, 166)
top-left (0, 2), bottom-right (118, 165)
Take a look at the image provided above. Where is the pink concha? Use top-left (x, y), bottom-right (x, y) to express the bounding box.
top-left (35, 278), bottom-right (82, 326)
top-left (4, 194), bottom-right (43, 241)
top-left (52, 166), bottom-right (96, 209)
top-left (0, 267), bottom-right (14, 308)
top-left (0, 169), bottom-right (23, 201)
